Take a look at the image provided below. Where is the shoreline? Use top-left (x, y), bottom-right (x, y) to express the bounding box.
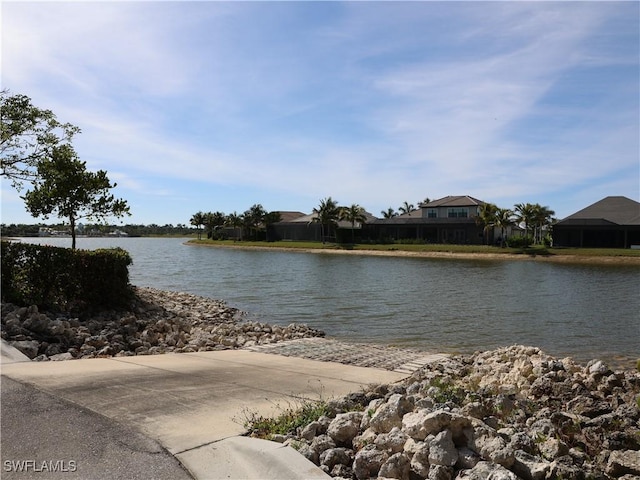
top-left (187, 242), bottom-right (640, 266)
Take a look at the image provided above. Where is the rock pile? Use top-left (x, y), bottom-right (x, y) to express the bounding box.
top-left (1, 287), bottom-right (324, 360)
top-left (266, 345), bottom-right (640, 479)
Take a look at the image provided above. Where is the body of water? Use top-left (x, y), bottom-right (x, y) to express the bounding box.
top-left (13, 237), bottom-right (640, 366)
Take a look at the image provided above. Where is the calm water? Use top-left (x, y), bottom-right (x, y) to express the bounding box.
top-left (15, 237), bottom-right (640, 367)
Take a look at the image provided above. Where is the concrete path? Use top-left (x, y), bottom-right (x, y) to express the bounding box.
top-left (1, 340), bottom-right (447, 479)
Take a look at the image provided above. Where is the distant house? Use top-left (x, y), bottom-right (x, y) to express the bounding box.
top-left (268, 210), bottom-right (377, 242)
top-left (552, 196), bottom-right (640, 248)
top-left (368, 195), bottom-right (488, 244)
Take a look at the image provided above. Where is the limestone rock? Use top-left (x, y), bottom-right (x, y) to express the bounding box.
top-left (327, 412), bottom-right (363, 446)
top-left (429, 430), bottom-right (458, 467)
top-left (353, 445), bottom-right (388, 480)
top-left (379, 452), bottom-right (411, 480)
top-left (606, 450), bottom-right (640, 477)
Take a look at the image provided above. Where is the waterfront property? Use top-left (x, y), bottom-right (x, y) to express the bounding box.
top-left (553, 196), bottom-right (640, 248)
top-left (269, 195), bottom-right (501, 245)
top-left (368, 195), bottom-right (493, 244)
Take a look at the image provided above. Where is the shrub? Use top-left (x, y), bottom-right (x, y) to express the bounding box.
top-left (506, 235), bottom-right (534, 248)
top-left (1, 241), bottom-right (133, 313)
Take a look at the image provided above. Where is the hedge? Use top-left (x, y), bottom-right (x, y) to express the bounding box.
top-left (1, 241), bottom-right (133, 313)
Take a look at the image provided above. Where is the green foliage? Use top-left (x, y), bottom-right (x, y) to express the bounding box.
top-left (506, 235), bottom-right (534, 248)
top-left (22, 144), bottom-right (130, 249)
top-left (1, 241), bottom-right (133, 313)
top-left (241, 398), bottom-right (332, 439)
top-left (1, 89), bottom-right (80, 189)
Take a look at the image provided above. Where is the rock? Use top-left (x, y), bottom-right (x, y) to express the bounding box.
top-left (319, 447), bottom-right (352, 471)
top-left (300, 421), bottom-right (319, 441)
top-left (455, 461), bottom-right (519, 479)
top-left (327, 412), bottom-right (363, 446)
top-left (369, 395), bottom-right (402, 433)
top-left (403, 409), bottom-right (431, 440)
top-left (310, 435), bottom-right (336, 456)
top-left (456, 447), bottom-right (480, 469)
top-left (606, 450), bottom-right (640, 477)
top-left (429, 430), bottom-right (458, 467)
top-left (375, 427), bottom-right (409, 454)
top-left (410, 440), bottom-right (431, 478)
top-left (379, 452), bottom-right (411, 480)
top-left (9, 340), bottom-right (40, 359)
top-left (428, 464), bottom-right (454, 480)
top-left (353, 444), bottom-right (388, 480)
top-left (49, 352), bottom-right (74, 361)
top-left (511, 450), bottom-right (551, 480)
top-left (352, 428), bottom-right (377, 452)
top-left (538, 437), bottom-right (569, 461)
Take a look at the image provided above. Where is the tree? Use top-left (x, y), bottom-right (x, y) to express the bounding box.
top-left (514, 203), bottom-right (536, 245)
top-left (225, 211), bottom-right (244, 241)
top-left (244, 203), bottom-right (266, 240)
top-left (204, 211), bottom-right (226, 239)
top-left (22, 144), bottom-right (129, 249)
top-left (495, 208), bottom-right (514, 247)
top-left (1, 90), bottom-right (80, 189)
top-left (381, 207), bottom-right (397, 219)
top-left (340, 203), bottom-right (367, 244)
top-left (398, 201), bottom-right (415, 215)
top-left (476, 203), bottom-right (498, 245)
top-left (190, 211), bottom-right (205, 240)
top-left (312, 197), bottom-right (340, 244)
top-left (531, 204), bottom-right (555, 245)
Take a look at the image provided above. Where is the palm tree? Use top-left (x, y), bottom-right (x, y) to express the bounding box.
top-left (476, 203), bottom-right (498, 245)
top-left (514, 203), bottom-right (536, 245)
top-left (225, 211), bottom-right (243, 241)
top-left (190, 211), bottom-right (205, 240)
top-left (204, 211), bottom-right (225, 239)
top-left (495, 208), bottom-right (514, 247)
top-left (398, 201), bottom-right (415, 215)
top-left (381, 207), bottom-right (397, 219)
top-left (531, 204), bottom-right (555, 245)
top-left (312, 197), bottom-right (340, 244)
top-left (340, 203), bottom-right (367, 244)
top-left (245, 203), bottom-right (266, 240)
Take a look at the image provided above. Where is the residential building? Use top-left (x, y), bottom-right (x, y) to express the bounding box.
top-left (552, 196), bottom-right (640, 248)
top-left (368, 195), bottom-right (488, 244)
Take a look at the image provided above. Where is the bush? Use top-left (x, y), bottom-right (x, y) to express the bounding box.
top-left (506, 235), bottom-right (534, 248)
top-left (1, 241), bottom-right (133, 313)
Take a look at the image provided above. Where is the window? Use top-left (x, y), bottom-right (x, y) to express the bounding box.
top-left (447, 208), bottom-right (468, 218)
top-left (427, 209), bottom-right (437, 218)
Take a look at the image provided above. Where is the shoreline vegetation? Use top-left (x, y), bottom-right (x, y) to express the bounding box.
top-left (187, 239), bottom-right (640, 265)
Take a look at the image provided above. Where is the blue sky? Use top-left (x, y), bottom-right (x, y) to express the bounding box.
top-left (2, 1), bottom-right (638, 226)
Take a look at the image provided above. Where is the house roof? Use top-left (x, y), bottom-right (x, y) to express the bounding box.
top-left (275, 210), bottom-right (378, 228)
top-left (556, 196), bottom-right (640, 226)
top-left (420, 195), bottom-right (486, 208)
top-left (276, 211), bottom-right (306, 223)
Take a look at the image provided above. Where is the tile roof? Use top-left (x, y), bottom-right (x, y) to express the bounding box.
top-left (557, 196), bottom-right (640, 226)
top-left (420, 195), bottom-right (486, 208)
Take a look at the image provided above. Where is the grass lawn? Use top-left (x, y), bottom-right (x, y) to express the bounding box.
top-left (188, 239), bottom-right (640, 258)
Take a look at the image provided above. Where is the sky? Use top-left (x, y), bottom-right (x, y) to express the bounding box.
top-left (1, 1), bottom-right (638, 226)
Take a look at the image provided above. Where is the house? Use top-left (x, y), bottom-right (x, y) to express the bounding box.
top-left (552, 196), bottom-right (640, 248)
top-left (268, 210), bottom-right (378, 242)
top-left (368, 195), bottom-right (488, 244)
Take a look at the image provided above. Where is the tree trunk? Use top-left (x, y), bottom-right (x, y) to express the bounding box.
top-left (70, 215), bottom-right (77, 250)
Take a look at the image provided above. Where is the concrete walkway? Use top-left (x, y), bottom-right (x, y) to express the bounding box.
top-left (1, 340), bottom-right (446, 479)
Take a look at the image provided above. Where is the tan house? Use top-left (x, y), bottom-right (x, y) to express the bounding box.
top-left (369, 195), bottom-right (489, 244)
